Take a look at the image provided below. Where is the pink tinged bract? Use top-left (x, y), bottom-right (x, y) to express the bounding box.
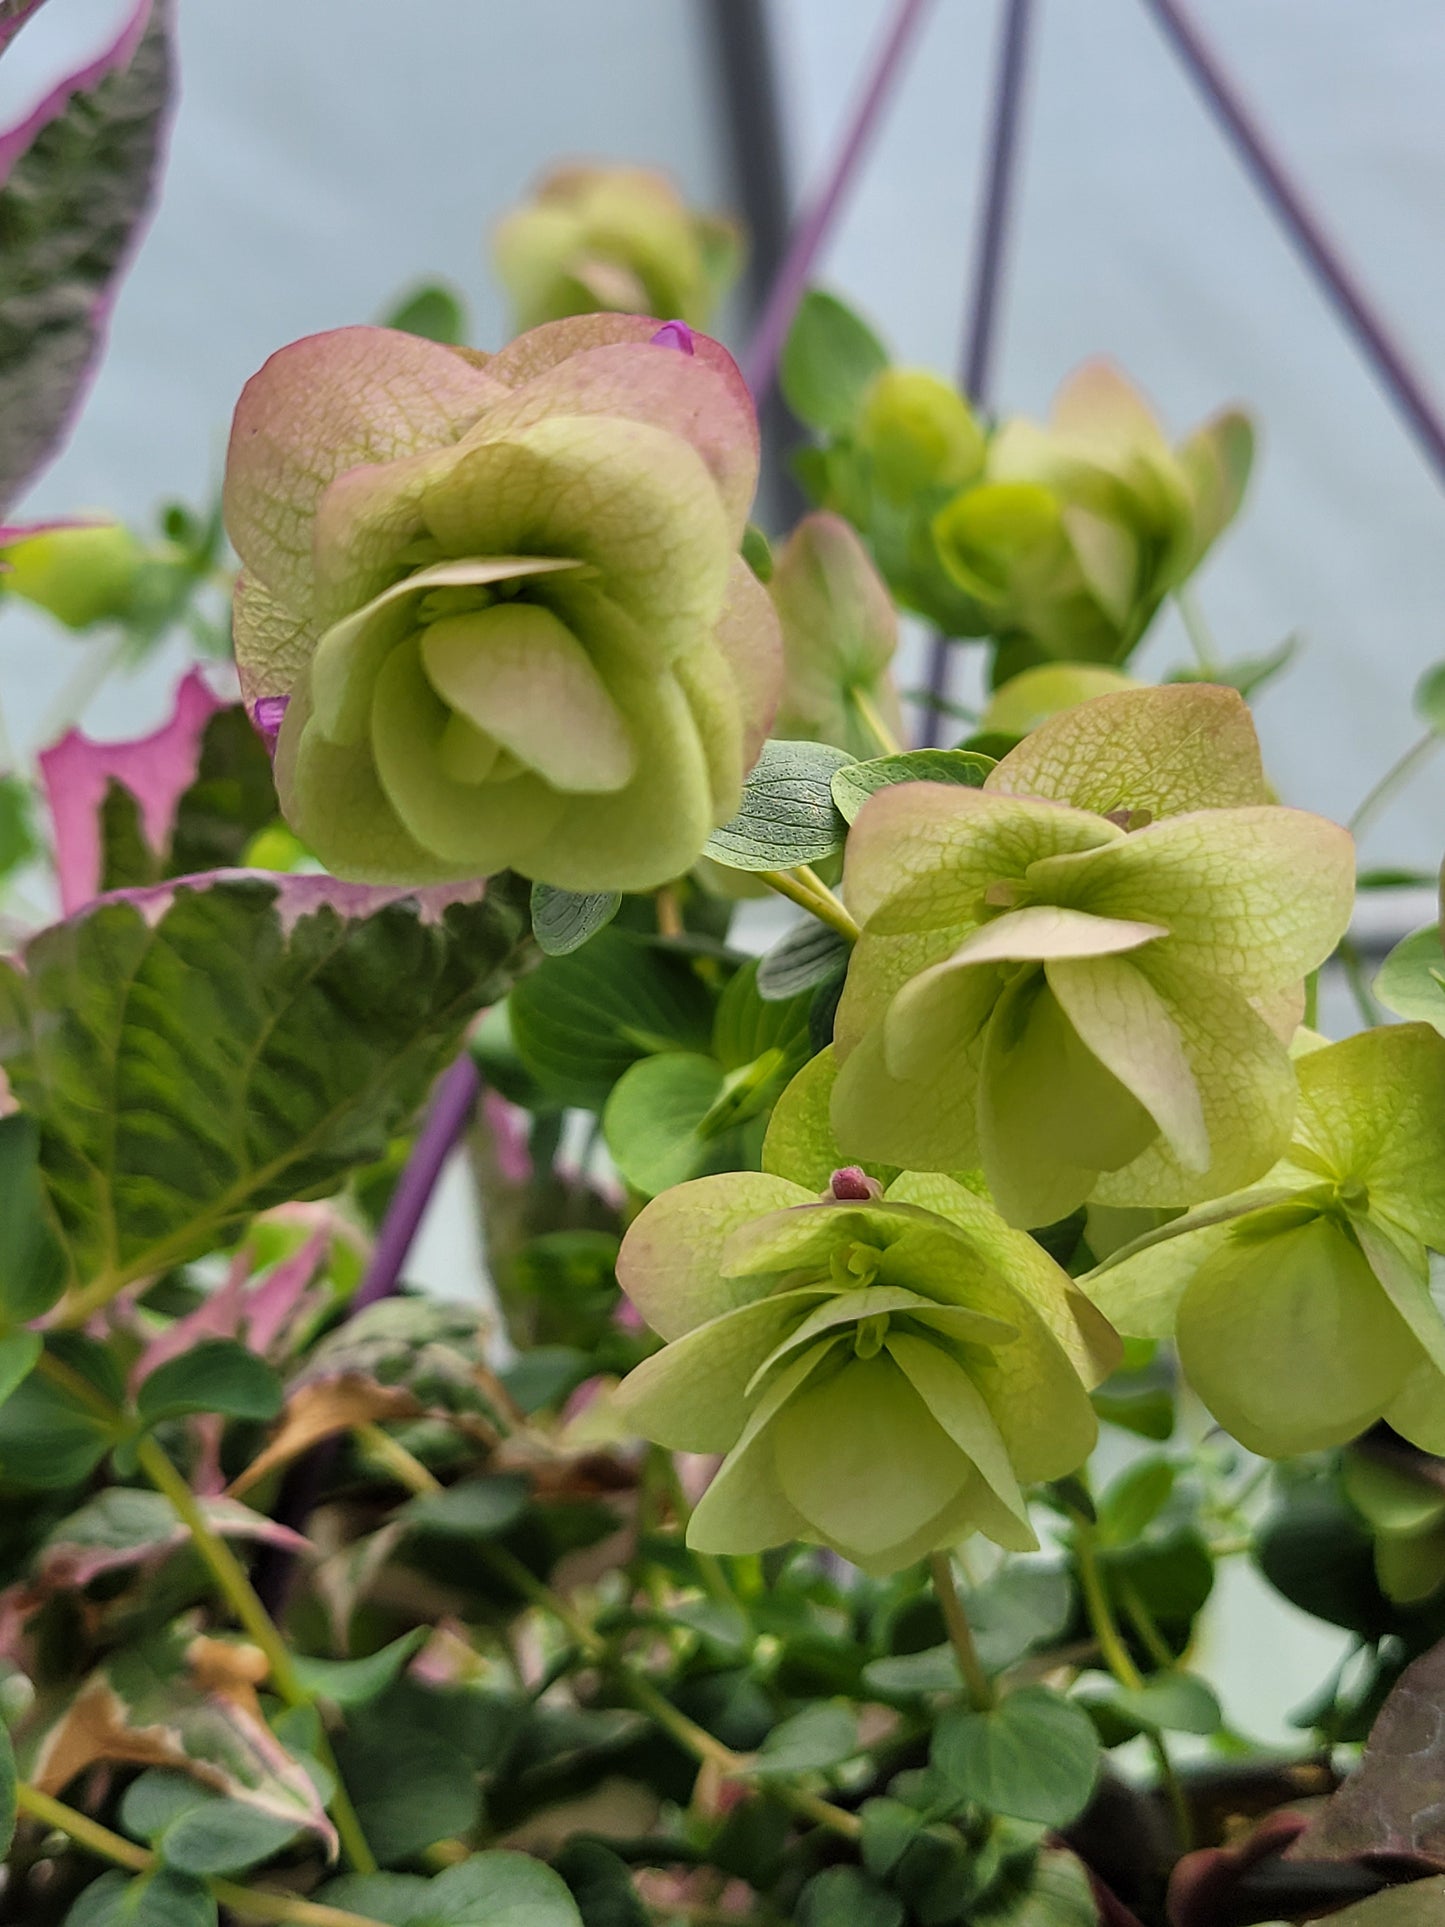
top-left (39, 666), bottom-right (223, 913)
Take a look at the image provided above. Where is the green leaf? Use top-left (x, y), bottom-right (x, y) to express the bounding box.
top-left (711, 958), bottom-right (812, 1079)
top-left (0, 1329), bottom-right (39, 1415)
top-left (1106, 1672), bottom-right (1222, 1736)
top-left (0, 772), bottom-right (38, 879)
top-left (1322, 1884), bottom-right (1445, 1926)
top-left (332, 1722), bottom-right (481, 1866)
top-left (780, 289), bottom-right (890, 434)
top-left (401, 1475), bottom-right (531, 1541)
top-left (862, 1644), bottom-right (963, 1698)
top-left (749, 1703), bottom-right (859, 1779)
top-left (1096, 1457), bottom-right (1176, 1546)
top-left (1375, 926), bottom-right (1445, 1035)
top-left (0, 0), bottom-right (173, 513)
top-left (293, 1629), bottom-right (429, 1709)
top-left (120, 1768), bottom-right (302, 1876)
top-left (310, 1876), bottom-right (433, 1926)
top-left (0, 1336), bottom-right (118, 1487)
top-left (0, 875), bottom-right (529, 1291)
top-left (831, 748), bottom-right (995, 825)
top-left (136, 1339), bottom-right (283, 1427)
top-left (553, 1840), bottom-right (648, 1927)
top-left (966, 1563), bottom-right (1075, 1674)
top-left (529, 882), bottom-right (621, 957)
top-left (166, 705), bottom-right (281, 877)
top-left (509, 924), bottom-right (714, 1109)
top-left (756, 919), bottom-right (851, 1001)
top-left (602, 1051), bottom-right (729, 1195)
top-left (703, 739), bottom-right (854, 871)
top-left (0, 1114), bottom-right (67, 1321)
top-left (381, 281), bottom-right (469, 346)
top-left (323, 1853), bottom-right (583, 1926)
top-left (797, 1866), bottom-right (904, 1927)
top-left (932, 1687), bottom-right (1100, 1826)
top-left (1416, 662), bottom-right (1445, 734)
top-left (0, 1716), bottom-right (14, 1857)
top-left (65, 1869), bottom-right (217, 1927)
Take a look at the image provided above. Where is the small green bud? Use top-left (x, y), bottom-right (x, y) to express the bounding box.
top-left (2, 520), bottom-right (144, 629)
top-left (860, 367), bottom-right (986, 501)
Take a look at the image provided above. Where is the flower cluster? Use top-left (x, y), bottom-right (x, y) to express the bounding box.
top-left (224, 314), bottom-right (780, 892)
top-left (492, 164), bottom-right (742, 333)
top-left (615, 1150), bottom-right (1114, 1572)
top-left (829, 684), bottom-right (1355, 1227)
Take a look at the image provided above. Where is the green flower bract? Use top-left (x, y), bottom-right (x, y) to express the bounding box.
top-left (223, 314), bottom-right (781, 893)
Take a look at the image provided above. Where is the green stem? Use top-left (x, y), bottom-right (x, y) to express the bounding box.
top-left (1073, 1524), bottom-right (1193, 1853)
top-left (1337, 934), bottom-right (1383, 1028)
top-left (759, 867), bottom-right (860, 943)
top-left (928, 1552), bottom-right (996, 1709)
top-left (16, 1785), bottom-right (387, 1927)
top-left (850, 685), bottom-right (904, 757)
top-left (136, 1437), bottom-right (377, 1877)
top-left (1348, 728), bottom-right (1440, 840)
top-left (352, 1427), bottom-right (860, 1840)
top-left (1176, 587), bottom-right (1219, 675)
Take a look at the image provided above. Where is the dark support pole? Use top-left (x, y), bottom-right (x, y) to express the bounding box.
top-left (921, 0), bottom-right (1037, 744)
top-left (741, 0), bottom-right (935, 405)
top-left (1143, 0), bottom-right (1445, 492)
top-left (702, 0), bottom-right (803, 522)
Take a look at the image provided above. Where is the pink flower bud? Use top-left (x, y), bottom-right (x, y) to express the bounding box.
top-left (650, 320), bottom-right (696, 355)
top-left (828, 1166), bottom-right (882, 1202)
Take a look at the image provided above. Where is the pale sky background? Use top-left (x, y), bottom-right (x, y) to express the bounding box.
top-left (8, 0), bottom-right (1442, 1732)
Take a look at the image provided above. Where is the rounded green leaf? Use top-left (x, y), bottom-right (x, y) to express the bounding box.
top-left (780, 290), bottom-right (890, 434)
top-left (136, 1340), bottom-right (284, 1428)
top-left (703, 738), bottom-right (854, 871)
top-left (602, 1051), bottom-right (729, 1197)
top-left (932, 1686), bottom-right (1101, 1825)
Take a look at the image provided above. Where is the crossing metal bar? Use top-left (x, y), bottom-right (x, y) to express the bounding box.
top-left (921, 0), bottom-right (1037, 744)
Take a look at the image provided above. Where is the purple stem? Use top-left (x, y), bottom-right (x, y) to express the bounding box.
top-left (1143, 0), bottom-right (1445, 491)
top-left (741, 0), bottom-right (935, 402)
top-left (351, 1052), bottom-right (481, 1313)
top-left (920, 0), bottom-right (1036, 746)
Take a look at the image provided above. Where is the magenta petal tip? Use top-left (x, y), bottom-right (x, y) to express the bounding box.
top-left (650, 320), bottom-right (696, 355)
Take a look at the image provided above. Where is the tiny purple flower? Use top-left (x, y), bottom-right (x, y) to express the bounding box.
top-left (828, 1166), bottom-right (882, 1202)
top-left (650, 320), bottom-right (696, 356)
top-left (251, 696), bottom-right (289, 755)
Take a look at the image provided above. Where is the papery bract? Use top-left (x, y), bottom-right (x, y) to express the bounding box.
top-left (932, 360), bottom-right (1253, 666)
top-left (829, 685), bottom-right (1355, 1226)
top-left (492, 164), bottom-right (742, 333)
top-left (1085, 1023), bottom-right (1445, 1457)
top-left (768, 511), bottom-right (903, 760)
top-left (224, 314), bottom-right (781, 893)
top-left (612, 1063), bottom-right (1115, 1573)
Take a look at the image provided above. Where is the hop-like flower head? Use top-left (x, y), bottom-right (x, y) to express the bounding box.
top-left (493, 165), bottom-right (742, 333)
top-left (932, 361), bottom-right (1252, 665)
top-left (613, 1082), bottom-right (1115, 1573)
top-left (1085, 1023), bottom-right (1445, 1457)
top-left (224, 315), bottom-right (781, 892)
top-left (768, 511), bottom-right (903, 761)
top-left (830, 685), bottom-right (1355, 1226)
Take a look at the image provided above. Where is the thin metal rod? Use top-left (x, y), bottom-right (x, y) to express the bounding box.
top-left (703, 0), bottom-right (804, 521)
top-left (921, 0), bottom-right (1037, 744)
top-left (962, 0), bottom-right (1036, 405)
top-left (742, 0), bottom-right (935, 402)
top-left (1144, 0), bottom-right (1445, 491)
top-left (351, 1051), bottom-right (480, 1312)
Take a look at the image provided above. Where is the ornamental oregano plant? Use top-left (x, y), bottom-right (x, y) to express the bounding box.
top-left (7, 15), bottom-right (1445, 1927)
